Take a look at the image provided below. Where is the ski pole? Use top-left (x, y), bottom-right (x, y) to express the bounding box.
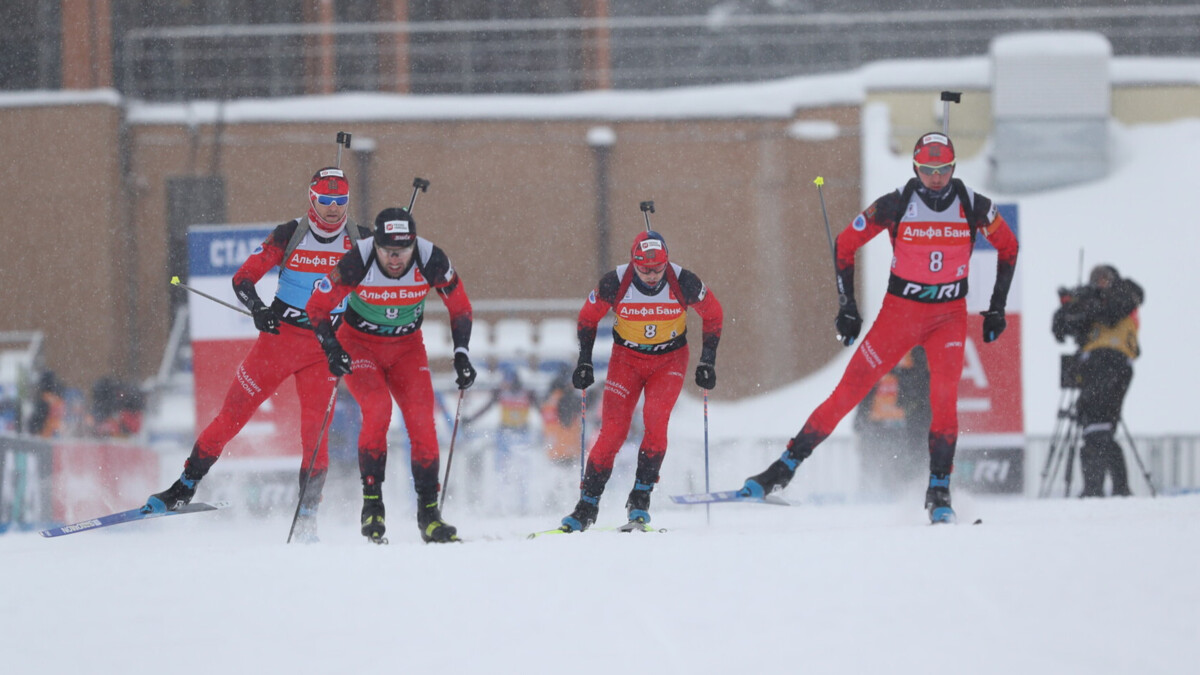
top-left (579, 389), bottom-right (588, 483)
top-left (814, 177), bottom-right (850, 307)
top-left (639, 200), bottom-right (655, 231)
top-left (438, 388), bottom-right (466, 511)
top-left (170, 276), bottom-right (252, 317)
top-left (335, 131), bottom-right (351, 167)
top-left (409, 177), bottom-right (430, 211)
top-left (288, 380), bottom-right (339, 543)
top-left (813, 177), bottom-right (837, 277)
top-left (703, 388), bottom-right (711, 526)
top-left (939, 91), bottom-right (961, 135)
top-left (815, 178), bottom-right (858, 345)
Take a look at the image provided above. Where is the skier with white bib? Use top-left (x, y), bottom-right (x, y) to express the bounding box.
top-left (306, 207), bottom-right (475, 543)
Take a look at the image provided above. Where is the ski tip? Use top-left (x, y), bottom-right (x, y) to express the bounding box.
top-left (973, 518), bottom-right (983, 525)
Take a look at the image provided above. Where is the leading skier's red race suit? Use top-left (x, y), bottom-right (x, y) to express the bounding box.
top-left (792, 177), bottom-right (1018, 474)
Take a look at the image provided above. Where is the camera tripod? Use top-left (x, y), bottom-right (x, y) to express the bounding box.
top-left (1038, 367), bottom-right (1157, 498)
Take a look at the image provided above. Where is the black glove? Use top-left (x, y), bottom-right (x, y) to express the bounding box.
top-left (453, 352), bottom-right (476, 390)
top-left (835, 300), bottom-right (862, 347)
top-left (694, 362), bottom-right (717, 390)
top-left (322, 339), bottom-right (352, 376)
top-left (572, 362), bottom-right (594, 390)
top-left (981, 310), bottom-right (1007, 343)
top-left (250, 302), bottom-right (280, 335)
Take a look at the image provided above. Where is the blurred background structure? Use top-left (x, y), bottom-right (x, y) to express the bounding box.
top-left (1, 1), bottom-right (1198, 529)
top-left (3, 1), bottom-right (1198, 98)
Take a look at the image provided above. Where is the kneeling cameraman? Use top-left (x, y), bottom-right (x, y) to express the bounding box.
top-left (1053, 265), bottom-right (1144, 497)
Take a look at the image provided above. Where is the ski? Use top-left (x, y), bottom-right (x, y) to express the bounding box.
top-left (669, 490), bottom-right (790, 506)
top-left (526, 522), bottom-right (667, 539)
top-left (39, 501), bottom-right (229, 538)
top-left (928, 516), bottom-right (985, 526)
top-left (615, 521), bottom-right (666, 533)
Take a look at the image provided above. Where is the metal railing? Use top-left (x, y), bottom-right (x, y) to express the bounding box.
top-left (1026, 434), bottom-right (1200, 497)
top-left (0, 331), bottom-right (45, 435)
top-left (118, 6), bottom-right (1200, 101)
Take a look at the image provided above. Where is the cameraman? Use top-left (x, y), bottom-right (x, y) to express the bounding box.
top-left (1053, 264), bottom-right (1144, 497)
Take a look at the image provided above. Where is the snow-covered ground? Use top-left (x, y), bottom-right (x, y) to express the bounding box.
top-left (6, 53), bottom-right (1200, 673)
top-left (5, 497), bottom-right (1198, 674)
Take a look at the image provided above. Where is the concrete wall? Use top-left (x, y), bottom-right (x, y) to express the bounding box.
top-left (0, 101), bottom-right (127, 388)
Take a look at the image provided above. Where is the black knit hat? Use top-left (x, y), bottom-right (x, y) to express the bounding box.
top-left (1089, 264), bottom-right (1119, 287)
top-left (373, 207), bottom-right (417, 248)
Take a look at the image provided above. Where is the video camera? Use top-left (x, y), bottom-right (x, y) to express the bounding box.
top-left (1052, 284), bottom-right (1101, 346)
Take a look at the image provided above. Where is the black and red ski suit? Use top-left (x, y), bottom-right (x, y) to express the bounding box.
top-left (789, 178), bottom-right (1019, 476)
top-left (306, 236), bottom-right (473, 503)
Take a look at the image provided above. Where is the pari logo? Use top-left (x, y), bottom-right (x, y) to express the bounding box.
top-left (901, 280), bottom-right (964, 301)
top-left (852, 214), bottom-right (867, 231)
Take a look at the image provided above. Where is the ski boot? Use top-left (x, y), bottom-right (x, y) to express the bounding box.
top-left (560, 494), bottom-right (599, 533)
top-left (740, 434), bottom-right (813, 499)
top-left (143, 474), bottom-right (198, 514)
top-left (361, 495), bottom-right (387, 545)
top-left (619, 485), bottom-right (659, 532)
top-left (292, 505), bottom-right (320, 544)
top-left (739, 455), bottom-right (801, 500)
top-left (925, 474), bottom-right (956, 524)
top-left (626, 483), bottom-right (653, 524)
top-left (417, 501), bottom-right (459, 543)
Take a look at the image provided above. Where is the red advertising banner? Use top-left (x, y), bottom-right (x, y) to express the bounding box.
top-left (958, 314), bottom-right (1024, 435)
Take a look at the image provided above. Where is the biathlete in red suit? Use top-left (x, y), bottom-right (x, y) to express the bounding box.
top-left (306, 207), bottom-right (476, 544)
top-left (560, 229), bottom-right (724, 532)
top-left (146, 167), bottom-right (366, 542)
top-left (740, 132), bottom-right (1019, 524)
